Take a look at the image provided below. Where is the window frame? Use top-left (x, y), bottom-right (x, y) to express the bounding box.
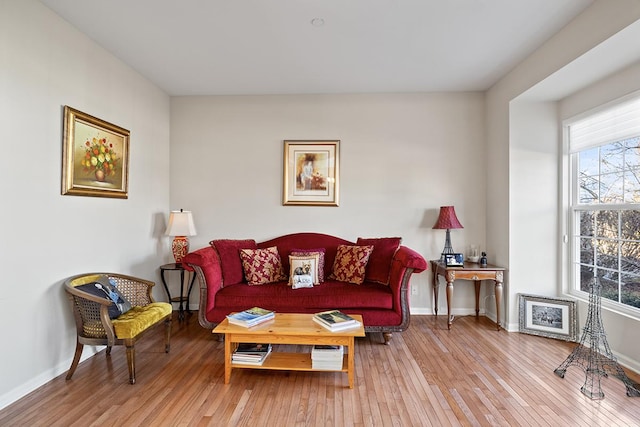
top-left (565, 93), bottom-right (640, 319)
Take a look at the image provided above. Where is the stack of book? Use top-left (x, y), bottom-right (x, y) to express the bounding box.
top-left (311, 345), bottom-right (344, 370)
top-left (232, 343), bottom-right (273, 365)
top-left (313, 310), bottom-right (361, 332)
top-left (226, 307), bottom-right (275, 327)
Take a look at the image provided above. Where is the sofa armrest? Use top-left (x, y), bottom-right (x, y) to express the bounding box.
top-left (183, 246), bottom-right (222, 329)
top-left (386, 246), bottom-right (427, 330)
top-left (392, 246), bottom-right (427, 274)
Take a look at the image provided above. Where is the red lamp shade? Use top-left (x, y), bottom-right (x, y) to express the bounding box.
top-left (433, 206), bottom-right (463, 259)
top-left (432, 206), bottom-right (463, 230)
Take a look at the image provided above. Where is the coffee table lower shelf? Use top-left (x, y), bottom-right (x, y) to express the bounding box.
top-left (232, 352), bottom-right (347, 372)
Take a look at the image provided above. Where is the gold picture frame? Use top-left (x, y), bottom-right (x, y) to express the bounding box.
top-left (283, 140), bottom-right (339, 206)
top-left (62, 106), bottom-right (130, 198)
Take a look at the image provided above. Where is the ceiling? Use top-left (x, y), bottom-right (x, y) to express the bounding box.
top-left (39, 0), bottom-right (595, 96)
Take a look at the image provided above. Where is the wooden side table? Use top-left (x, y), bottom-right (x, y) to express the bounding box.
top-left (160, 263), bottom-right (196, 321)
top-left (430, 260), bottom-right (505, 330)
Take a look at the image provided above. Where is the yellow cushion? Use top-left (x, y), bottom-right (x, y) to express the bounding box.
top-left (112, 302), bottom-right (171, 339)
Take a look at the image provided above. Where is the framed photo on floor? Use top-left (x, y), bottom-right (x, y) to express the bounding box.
top-left (518, 294), bottom-right (577, 341)
top-left (62, 106), bottom-right (130, 198)
top-left (283, 140), bottom-right (339, 206)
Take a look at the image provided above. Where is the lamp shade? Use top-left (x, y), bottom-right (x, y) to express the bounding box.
top-left (432, 206), bottom-right (463, 230)
top-left (165, 210), bottom-right (197, 237)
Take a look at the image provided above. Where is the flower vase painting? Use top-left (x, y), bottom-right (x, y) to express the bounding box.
top-left (62, 106), bottom-right (130, 198)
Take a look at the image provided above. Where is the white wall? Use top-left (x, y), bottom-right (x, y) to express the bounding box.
top-left (0, 0), bottom-right (171, 409)
top-left (507, 100), bottom-right (560, 324)
top-left (170, 93), bottom-right (487, 315)
top-left (487, 0), bottom-right (640, 371)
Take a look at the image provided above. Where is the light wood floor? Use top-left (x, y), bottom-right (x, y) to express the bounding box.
top-left (1, 313), bottom-right (639, 426)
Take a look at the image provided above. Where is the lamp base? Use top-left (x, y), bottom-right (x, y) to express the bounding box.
top-left (172, 236), bottom-right (190, 263)
top-left (440, 229), bottom-right (455, 262)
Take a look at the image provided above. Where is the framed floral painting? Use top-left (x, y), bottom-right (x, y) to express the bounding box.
top-left (61, 106), bottom-right (130, 198)
top-left (283, 140), bottom-right (339, 206)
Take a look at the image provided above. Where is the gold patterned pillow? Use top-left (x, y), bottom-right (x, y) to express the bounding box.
top-left (328, 245), bottom-right (374, 285)
top-left (239, 246), bottom-right (286, 285)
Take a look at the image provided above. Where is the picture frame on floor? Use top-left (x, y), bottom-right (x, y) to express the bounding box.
top-left (518, 294), bottom-right (577, 342)
top-left (283, 140), bottom-right (339, 206)
top-left (62, 106), bottom-right (130, 198)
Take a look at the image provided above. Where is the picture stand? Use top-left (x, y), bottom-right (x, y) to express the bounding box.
top-left (553, 279), bottom-right (640, 399)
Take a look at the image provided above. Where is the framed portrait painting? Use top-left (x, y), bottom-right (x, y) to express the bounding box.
top-left (283, 140), bottom-right (339, 206)
top-left (61, 106), bottom-right (130, 198)
top-left (518, 294), bottom-right (577, 341)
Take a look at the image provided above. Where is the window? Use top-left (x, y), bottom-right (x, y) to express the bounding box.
top-left (568, 94), bottom-right (640, 312)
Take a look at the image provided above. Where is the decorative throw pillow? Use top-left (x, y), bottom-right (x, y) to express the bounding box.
top-left (329, 244), bottom-right (374, 285)
top-left (211, 239), bottom-right (257, 286)
top-left (239, 246), bottom-right (286, 285)
top-left (76, 275), bottom-right (132, 319)
top-left (289, 253), bottom-right (320, 288)
top-left (356, 237), bottom-right (402, 285)
top-left (291, 248), bottom-right (326, 282)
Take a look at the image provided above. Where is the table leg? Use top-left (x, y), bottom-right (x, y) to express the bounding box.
top-left (474, 280), bottom-right (481, 317)
top-left (495, 279), bottom-right (503, 331)
top-left (224, 334), bottom-right (232, 384)
top-left (160, 270), bottom-right (172, 307)
top-left (347, 336), bottom-right (355, 389)
top-left (178, 269), bottom-right (186, 321)
top-left (446, 278), bottom-right (454, 329)
top-left (433, 272), bottom-right (439, 316)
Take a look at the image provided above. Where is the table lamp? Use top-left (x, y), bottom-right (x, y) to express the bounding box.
top-left (432, 206), bottom-right (463, 261)
top-left (165, 209), bottom-right (197, 263)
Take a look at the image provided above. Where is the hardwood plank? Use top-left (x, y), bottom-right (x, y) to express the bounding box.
top-left (1, 313), bottom-right (639, 426)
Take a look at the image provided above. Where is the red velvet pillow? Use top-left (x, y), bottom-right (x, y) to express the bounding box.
top-left (291, 248), bottom-right (326, 282)
top-left (239, 246), bottom-right (287, 285)
top-left (210, 239), bottom-right (257, 286)
top-left (356, 237), bottom-right (402, 285)
top-left (329, 244), bottom-right (374, 285)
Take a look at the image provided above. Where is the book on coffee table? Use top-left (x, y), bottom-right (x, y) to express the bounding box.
top-left (313, 310), bottom-right (361, 331)
top-left (227, 307), bottom-right (275, 327)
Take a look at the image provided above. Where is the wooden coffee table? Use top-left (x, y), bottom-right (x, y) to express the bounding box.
top-left (212, 313), bottom-right (365, 388)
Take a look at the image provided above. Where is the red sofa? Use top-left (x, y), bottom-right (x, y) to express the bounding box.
top-left (183, 232), bottom-right (427, 344)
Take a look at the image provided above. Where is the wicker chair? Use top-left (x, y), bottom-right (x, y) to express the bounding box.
top-left (64, 273), bottom-right (172, 384)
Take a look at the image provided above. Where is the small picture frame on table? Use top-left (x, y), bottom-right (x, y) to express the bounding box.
top-left (518, 294), bottom-right (577, 342)
top-left (444, 253), bottom-right (464, 267)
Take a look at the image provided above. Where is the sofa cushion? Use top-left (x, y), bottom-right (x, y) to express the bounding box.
top-left (239, 246), bottom-right (286, 285)
top-left (356, 237), bottom-right (402, 285)
top-left (289, 253), bottom-right (320, 287)
top-left (329, 244), bottom-right (374, 285)
top-left (211, 239), bottom-right (257, 286)
top-left (291, 248), bottom-right (325, 282)
top-left (213, 280), bottom-right (393, 312)
top-left (112, 302), bottom-right (172, 339)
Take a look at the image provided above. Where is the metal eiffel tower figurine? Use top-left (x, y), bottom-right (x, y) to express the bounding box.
top-left (554, 279), bottom-right (640, 399)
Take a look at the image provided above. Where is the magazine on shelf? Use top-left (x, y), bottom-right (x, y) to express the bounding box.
top-left (226, 307), bottom-right (275, 327)
top-left (311, 345), bottom-right (344, 370)
top-left (311, 345), bottom-right (344, 360)
top-left (232, 343), bottom-right (272, 365)
top-left (311, 359), bottom-right (344, 370)
top-left (313, 310), bottom-right (360, 331)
